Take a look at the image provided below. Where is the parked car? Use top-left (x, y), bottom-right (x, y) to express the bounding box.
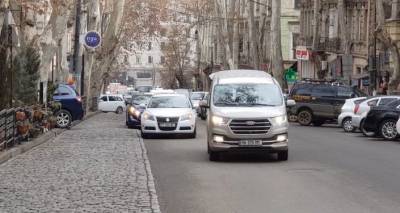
top-left (396, 118), bottom-right (400, 136)
top-left (363, 99), bottom-right (400, 140)
top-left (190, 92), bottom-right (208, 119)
top-left (288, 80), bottom-right (366, 126)
top-left (352, 96), bottom-right (400, 136)
top-left (197, 92), bottom-right (209, 120)
top-left (126, 94), bottom-right (151, 129)
top-left (141, 94), bottom-right (197, 138)
top-left (338, 97), bottom-right (367, 132)
top-left (98, 94), bottom-right (126, 114)
top-left (52, 84), bottom-right (84, 128)
top-left (203, 70), bottom-right (295, 161)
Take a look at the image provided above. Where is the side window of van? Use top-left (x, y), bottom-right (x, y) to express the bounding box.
top-left (312, 85), bottom-right (335, 97)
top-left (100, 96), bottom-right (108, 101)
top-left (337, 87), bottom-right (353, 98)
top-left (293, 84), bottom-right (312, 96)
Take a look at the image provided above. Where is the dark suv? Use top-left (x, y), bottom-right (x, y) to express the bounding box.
top-left (289, 81), bottom-right (365, 126)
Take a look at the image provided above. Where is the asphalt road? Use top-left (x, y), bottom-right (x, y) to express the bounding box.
top-left (144, 121), bottom-right (400, 213)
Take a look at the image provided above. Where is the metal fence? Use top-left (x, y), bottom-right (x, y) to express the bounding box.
top-left (0, 108), bottom-right (17, 150)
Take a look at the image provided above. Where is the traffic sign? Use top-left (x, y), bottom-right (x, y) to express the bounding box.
top-left (84, 31), bottom-right (101, 48)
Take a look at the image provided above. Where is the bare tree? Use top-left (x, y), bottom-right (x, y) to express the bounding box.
top-left (248, 0), bottom-right (259, 69)
top-left (270, 0), bottom-right (284, 86)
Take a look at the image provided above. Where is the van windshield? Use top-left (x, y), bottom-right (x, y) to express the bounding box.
top-left (213, 84), bottom-right (283, 107)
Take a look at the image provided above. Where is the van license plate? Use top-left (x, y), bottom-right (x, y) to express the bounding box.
top-left (239, 140), bottom-right (262, 146)
top-left (159, 123), bottom-right (176, 127)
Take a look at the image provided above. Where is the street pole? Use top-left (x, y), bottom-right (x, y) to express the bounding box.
top-left (9, 25), bottom-right (13, 107)
top-left (72, 0), bottom-right (82, 91)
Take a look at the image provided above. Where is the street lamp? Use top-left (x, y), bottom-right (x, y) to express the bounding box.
top-left (6, 9), bottom-right (16, 107)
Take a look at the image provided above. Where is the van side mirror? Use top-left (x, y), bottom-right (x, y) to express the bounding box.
top-left (286, 99), bottom-right (296, 107)
top-left (199, 100), bottom-right (209, 108)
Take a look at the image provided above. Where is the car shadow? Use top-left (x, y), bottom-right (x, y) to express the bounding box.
top-left (212, 152), bottom-right (283, 163)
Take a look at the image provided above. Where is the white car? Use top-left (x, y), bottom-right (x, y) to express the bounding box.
top-left (98, 94), bottom-right (126, 114)
top-left (338, 97), bottom-right (367, 132)
top-left (141, 94), bottom-right (196, 138)
top-left (352, 96), bottom-right (400, 136)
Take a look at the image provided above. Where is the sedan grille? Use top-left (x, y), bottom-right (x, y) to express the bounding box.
top-left (157, 116), bottom-right (179, 131)
top-left (229, 119), bottom-right (271, 134)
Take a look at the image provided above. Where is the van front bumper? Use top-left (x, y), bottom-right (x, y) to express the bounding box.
top-left (209, 134), bottom-right (288, 152)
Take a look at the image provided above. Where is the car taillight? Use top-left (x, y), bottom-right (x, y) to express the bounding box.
top-left (76, 96), bottom-right (82, 102)
top-left (354, 104), bottom-right (360, 114)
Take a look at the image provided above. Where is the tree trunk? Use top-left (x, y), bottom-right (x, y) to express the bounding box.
top-left (338, 0), bottom-right (350, 54)
top-left (312, 0), bottom-right (320, 51)
top-left (214, 0), bottom-right (234, 69)
top-left (248, 0), bottom-right (259, 69)
top-left (232, 0), bottom-right (240, 69)
top-left (88, 0), bottom-right (125, 109)
top-left (270, 0), bottom-right (284, 86)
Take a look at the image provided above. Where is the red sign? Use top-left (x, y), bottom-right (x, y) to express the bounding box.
top-left (296, 46), bottom-right (310, 61)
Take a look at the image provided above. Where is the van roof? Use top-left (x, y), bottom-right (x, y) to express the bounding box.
top-left (210, 70), bottom-right (274, 84)
top-left (210, 70), bottom-right (271, 80)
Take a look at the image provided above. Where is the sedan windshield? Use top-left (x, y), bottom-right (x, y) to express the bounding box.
top-left (191, 93), bottom-right (205, 100)
top-left (148, 96), bottom-right (190, 108)
top-left (131, 95), bottom-right (151, 105)
top-left (213, 83), bottom-right (283, 107)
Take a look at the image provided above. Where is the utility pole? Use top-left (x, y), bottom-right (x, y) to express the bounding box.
top-left (368, 0), bottom-right (377, 95)
top-left (72, 0), bottom-right (82, 92)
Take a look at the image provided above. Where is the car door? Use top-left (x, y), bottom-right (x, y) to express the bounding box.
top-left (311, 84), bottom-right (336, 118)
top-left (98, 96), bottom-right (109, 111)
top-left (107, 96), bottom-right (118, 111)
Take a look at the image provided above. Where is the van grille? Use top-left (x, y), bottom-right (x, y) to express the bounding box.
top-left (229, 119), bottom-right (271, 134)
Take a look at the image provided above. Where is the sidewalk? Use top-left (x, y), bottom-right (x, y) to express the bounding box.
top-left (0, 113), bottom-right (160, 212)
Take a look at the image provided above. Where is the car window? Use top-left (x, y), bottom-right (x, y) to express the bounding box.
top-left (378, 98), bottom-right (397, 106)
top-left (354, 98), bottom-right (367, 104)
top-left (191, 93), bottom-right (205, 100)
top-left (56, 86), bottom-right (71, 96)
top-left (292, 84), bottom-right (311, 96)
top-left (148, 96), bottom-right (190, 108)
top-left (312, 85), bottom-right (335, 97)
top-left (116, 97), bottom-right (123, 101)
top-left (337, 86), bottom-right (353, 98)
top-left (367, 99), bottom-right (378, 106)
top-left (100, 96), bottom-right (108, 101)
top-left (108, 96), bottom-right (117, 101)
top-left (387, 99), bottom-right (400, 107)
top-left (132, 95), bottom-right (151, 105)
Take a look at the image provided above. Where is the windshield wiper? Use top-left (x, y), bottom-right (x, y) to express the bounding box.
top-left (246, 103), bottom-right (277, 107)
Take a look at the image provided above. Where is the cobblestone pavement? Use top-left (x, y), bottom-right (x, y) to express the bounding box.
top-left (0, 113), bottom-right (160, 213)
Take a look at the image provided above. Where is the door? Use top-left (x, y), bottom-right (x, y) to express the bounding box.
top-left (107, 96), bottom-right (118, 111)
top-left (311, 85), bottom-right (336, 118)
top-left (98, 96), bottom-right (109, 111)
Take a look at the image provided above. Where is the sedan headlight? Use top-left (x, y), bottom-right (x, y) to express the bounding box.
top-left (142, 112), bottom-right (155, 121)
top-left (180, 113), bottom-right (193, 121)
top-left (272, 115), bottom-right (288, 126)
top-left (211, 116), bottom-right (230, 126)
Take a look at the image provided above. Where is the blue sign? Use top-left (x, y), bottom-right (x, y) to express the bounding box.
top-left (84, 31), bottom-right (101, 48)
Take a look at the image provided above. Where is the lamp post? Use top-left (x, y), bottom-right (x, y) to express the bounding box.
top-left (6, 9), bottom-right (16, 107)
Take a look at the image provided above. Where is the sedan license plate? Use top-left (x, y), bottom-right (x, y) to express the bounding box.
top-left (239, 140), bottom-right (262, 147)
top-left (159, 122), bottom-right (176, 127)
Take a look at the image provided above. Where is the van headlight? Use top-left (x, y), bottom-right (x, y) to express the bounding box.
top-left (180, 113), bottom-right (193, 121)
top-left (272, 115), bottom-right (287, 126)
top-left (212, 116), bottom-right (230, 126)
top-left (142, 112), bottom-right (155, 121)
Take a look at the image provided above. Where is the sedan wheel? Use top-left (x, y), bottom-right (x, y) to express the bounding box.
top-left (56, 110), bottom-right (72, 128)
top-left (380, 119), bottom-right (398, 140)
top-left (342, 117), bottom-right (354, 132)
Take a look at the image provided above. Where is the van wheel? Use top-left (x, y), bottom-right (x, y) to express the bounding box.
top-left (209, 151), bottom-right (220, 161)
top-left (277, 150), bottom-right (288, 161)
top-left (55, 110), bottom-right (72, 128)
top-left (116, 107), bottom-right (123, 114)
top-left (297, 110), bottom-right (313, 126)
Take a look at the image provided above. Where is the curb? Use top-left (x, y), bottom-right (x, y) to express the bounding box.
top-left (0, 111), bottom-right (100, 165)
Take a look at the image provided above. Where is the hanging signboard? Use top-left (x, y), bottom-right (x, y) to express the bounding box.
top-left (295, 46), bottom-right (310, 61)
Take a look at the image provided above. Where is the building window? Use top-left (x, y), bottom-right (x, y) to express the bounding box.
top-left (294, 0), bottom-right (301, 9)
top-left (148, 56), bottom-right (153, 64)
top-left (148, 42), bottom-right (152, 50)
top-left (136, 55), bottom-right (141, 64)
top-left (161, 56), bottom-right (165, 64)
